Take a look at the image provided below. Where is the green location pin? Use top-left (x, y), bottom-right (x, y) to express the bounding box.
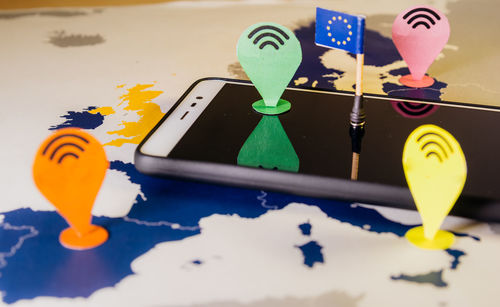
top-left (237, 115), bottom-right (299, 172)
top-left (237, 22), bottom-right (302, 115)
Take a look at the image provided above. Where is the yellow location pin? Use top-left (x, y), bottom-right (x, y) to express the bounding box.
top-left (402, 124), bottom-right (467, 250)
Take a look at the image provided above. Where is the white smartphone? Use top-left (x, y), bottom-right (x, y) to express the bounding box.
top-left (135, 78), bottom-right (500, 222)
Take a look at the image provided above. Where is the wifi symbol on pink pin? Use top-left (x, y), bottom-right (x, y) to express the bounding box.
top-left (392, 6), bottom-right (450, 88)
top-left (404, 7), bottom-right (442, 29)
top-left (391, 101), bottom-right (439, 119)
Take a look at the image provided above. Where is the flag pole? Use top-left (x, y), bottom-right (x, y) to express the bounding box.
top-left (355, 53), bottom-right (364, 96)
top-left (350, 53), bottom-right (366, 180)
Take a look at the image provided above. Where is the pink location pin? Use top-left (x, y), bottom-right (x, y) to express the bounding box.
top-left (392, 6), bottom-right (450, 88)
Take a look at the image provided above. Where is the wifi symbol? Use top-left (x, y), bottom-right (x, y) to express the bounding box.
top-left (392, 101), bottom-right (439, 119)
top-left (247, 25), bottom-right (290, 50)
top-left (416, 131), bottom-right (454, 163)
top-left (403, 7), bottom-right (441, 29)
top-left (42, 133), bottom-right (89, 164)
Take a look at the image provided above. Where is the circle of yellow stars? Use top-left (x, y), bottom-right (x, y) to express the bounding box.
top-left (326, 15), bottom-right (353, 46)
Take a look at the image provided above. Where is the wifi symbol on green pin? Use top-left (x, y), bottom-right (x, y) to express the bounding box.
top-left (237, 22), bottom-right (302, 115)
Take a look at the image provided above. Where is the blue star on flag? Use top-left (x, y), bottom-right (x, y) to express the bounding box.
top-left (315, 7), bottom-right (365, 54)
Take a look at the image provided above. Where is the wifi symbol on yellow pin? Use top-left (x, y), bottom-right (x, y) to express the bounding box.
top-left (416, 130), bottom-right (454, 163)
top-left (402, 124), bottom-right (467, 250)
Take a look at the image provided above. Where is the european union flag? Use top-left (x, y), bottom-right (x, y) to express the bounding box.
top-left (315, 7), bottom-right (365, 54)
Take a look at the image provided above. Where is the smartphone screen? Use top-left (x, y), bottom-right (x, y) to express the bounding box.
top-left (166, 82), bottom-right (500, 202)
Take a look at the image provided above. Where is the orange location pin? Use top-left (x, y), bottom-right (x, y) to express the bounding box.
top-left (33, 128), bottom-right (109, 250)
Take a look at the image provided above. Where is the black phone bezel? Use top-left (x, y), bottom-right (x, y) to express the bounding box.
top-left (135, 77), bottom-right (500, 222)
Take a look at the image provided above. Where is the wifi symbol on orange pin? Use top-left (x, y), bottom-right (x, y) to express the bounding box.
top-left (402, 124), bottom-right (467, 250)
top-left (33, 128), bottom-right (109, 250)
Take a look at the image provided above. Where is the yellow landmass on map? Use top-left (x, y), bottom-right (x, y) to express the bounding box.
top-left (89, 106), bottom-right (115, 116)
top-left (105, 84), bottom-right (164, 147)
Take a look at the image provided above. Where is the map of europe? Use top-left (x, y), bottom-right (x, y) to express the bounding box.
top-left (1, 2), bottom-right (499, 306)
